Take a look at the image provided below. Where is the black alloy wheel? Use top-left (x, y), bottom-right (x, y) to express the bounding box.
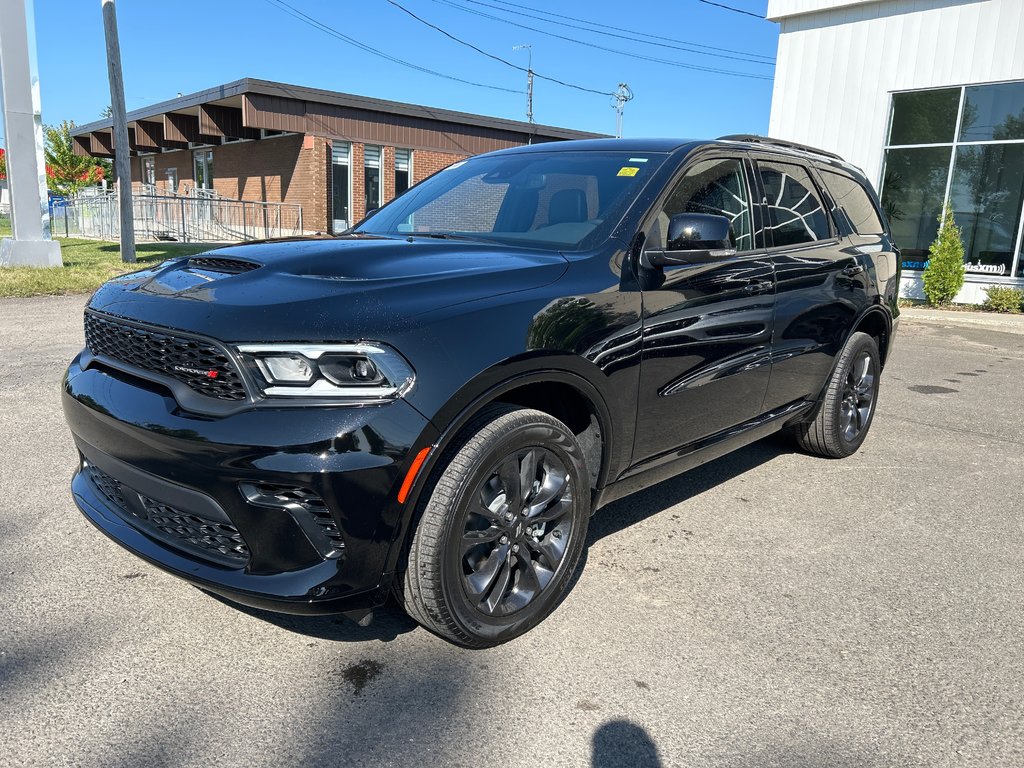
top-left (461, 446), bottom-right (574, 616)
top-left (398, 405), bottom-right (590, 647)
top-left (839, 350), bottom-right (876, 442)
top-left (795, 331), bottom-right (881, 458)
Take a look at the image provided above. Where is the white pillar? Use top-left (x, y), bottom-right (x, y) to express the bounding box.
top-left (0, 0), bottom-right (62, 267)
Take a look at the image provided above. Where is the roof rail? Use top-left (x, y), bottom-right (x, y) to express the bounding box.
top-left (716, 134), bottom-right (844, 162)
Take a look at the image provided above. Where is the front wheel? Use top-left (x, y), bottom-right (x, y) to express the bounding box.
top-left (398, 405), bottom-right (590, 648)
top-left (794, 331), bottom-right (881, 458)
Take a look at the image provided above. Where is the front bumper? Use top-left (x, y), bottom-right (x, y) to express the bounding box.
top-left (63, 351), bottom-right (434, 615)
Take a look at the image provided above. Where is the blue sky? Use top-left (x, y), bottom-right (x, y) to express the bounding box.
top-left (5, 0), bottom-right (776, 142)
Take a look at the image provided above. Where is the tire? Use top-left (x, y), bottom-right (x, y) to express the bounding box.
top-left (398, 405), bottom-right (591, 648)
top-left (794, 331), bottom-right (881, 459)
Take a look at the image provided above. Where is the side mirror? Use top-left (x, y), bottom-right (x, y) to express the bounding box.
top-left (643, 213), bottom-right (737, 268)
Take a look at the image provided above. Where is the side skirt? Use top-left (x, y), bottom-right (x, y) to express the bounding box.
top-left (593, 399), bottom-right (814, 511)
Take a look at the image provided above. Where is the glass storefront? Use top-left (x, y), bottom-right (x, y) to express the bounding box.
top-left (880, 80), bottom-right (1024, 278)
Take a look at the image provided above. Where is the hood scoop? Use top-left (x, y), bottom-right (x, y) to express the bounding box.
top-left (186, 256), bottom-right (262, 274)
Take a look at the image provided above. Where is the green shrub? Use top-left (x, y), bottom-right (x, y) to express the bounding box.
top-left (983, 285), bottom-right (1024, 314)
top-left (922, 207), bottom-right (965, 305)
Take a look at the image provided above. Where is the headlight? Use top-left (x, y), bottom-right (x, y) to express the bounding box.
top-left (236, 343), bottom-right (414, 400)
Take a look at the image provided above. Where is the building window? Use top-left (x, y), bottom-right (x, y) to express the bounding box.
top-left (165, 168), bottom-right (178, 195)
top-left (332, 141), bottom-right (351, 232)
top-left (193, 150), bottom-right (214, 192)
top-left (880, 81), bottom-right (1024, 277)
top-left (141, 156), bottom-right (156, 191)
top-left (364, 145), bottom-right (382, 214)
top-left (395, 149), bottom-right (412, 196)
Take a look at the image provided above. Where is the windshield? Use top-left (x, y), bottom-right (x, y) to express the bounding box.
top-left (353, 150), bottom-right (666, 251)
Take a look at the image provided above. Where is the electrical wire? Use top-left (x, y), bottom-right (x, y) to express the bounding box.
top-left (384, 0), bottom-right (615, 96)
top-left (697, 0), bottom-right (767, 20)
top-left (431, 0), bottom-right (774, 80)
top-left (261, 0), bottom-right (524, 94)
top-left (458, 0), bottom-right (774, 64)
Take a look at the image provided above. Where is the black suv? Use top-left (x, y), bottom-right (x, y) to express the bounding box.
top-left (63, 136), bottom-right (900, 647)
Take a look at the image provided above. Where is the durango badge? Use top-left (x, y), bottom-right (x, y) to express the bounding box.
top-left (173, 364), bottom-right (219, 379)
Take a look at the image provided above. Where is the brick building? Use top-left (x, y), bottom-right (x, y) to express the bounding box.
top-left (70, 78), bottom-right (604, 234)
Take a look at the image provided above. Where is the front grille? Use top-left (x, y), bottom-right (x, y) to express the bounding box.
top-left (84, 312), bottom-right (248, 401)
top-left (187, 257), bottom-right (262, 274)
top-left (85, 465), bottom-right (250, 567)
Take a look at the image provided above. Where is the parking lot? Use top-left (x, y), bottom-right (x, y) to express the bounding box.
top-left (1, 295), bottom-right (1022, 768)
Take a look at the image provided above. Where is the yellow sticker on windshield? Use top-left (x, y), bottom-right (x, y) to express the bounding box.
top-left (617, 166), bottom-right (639, 177)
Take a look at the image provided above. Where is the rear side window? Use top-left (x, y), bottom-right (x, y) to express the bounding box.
top-left (820, 169), bottom-right (885, 235)
top-left (758, 161), bottom-right (831, 246)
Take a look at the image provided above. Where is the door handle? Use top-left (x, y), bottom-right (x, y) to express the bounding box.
top-left (842, 264), bottom-right (865, 277)
top-left (743, 280), bottom-right (773, 294)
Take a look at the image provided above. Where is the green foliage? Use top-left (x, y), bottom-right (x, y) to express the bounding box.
top-left (982, 285), bottom-right (1024, 314)
top-left (922, 206), bottom-right (965, 306)
top-left (44, 120), bottom-right (110, 196)
top-left (0, 239), bottom-right (211, 297)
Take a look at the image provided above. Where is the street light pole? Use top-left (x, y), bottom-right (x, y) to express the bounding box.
top-left (512, 44), bottom-right (534, 125)
top-left (101, 0), bottom-right (136, 263)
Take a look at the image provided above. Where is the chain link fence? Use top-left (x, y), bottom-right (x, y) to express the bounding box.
top-left (50, 193), bottom-right (303, 243)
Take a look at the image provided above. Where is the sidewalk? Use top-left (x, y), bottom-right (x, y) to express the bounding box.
top-left (900, 306), bottom-right (1024, 334)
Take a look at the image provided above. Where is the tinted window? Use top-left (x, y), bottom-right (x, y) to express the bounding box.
top-left (889, 89), bottom-right (960, 145)
top-left (820, 169), bottom-right (885, 235)
top-left (649, 158), bottom-right (752, 251)
top-left (960, 81), bottom-right (1024, 142)
top-left (758, 161), bottom-right (830, 246)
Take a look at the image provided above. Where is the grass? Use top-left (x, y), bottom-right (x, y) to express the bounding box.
top-left (0, 237), bottom-right (216, 298)
top-left (0, 215), bottom-right (10, 237)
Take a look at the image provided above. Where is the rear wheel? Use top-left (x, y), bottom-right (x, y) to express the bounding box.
top-left (398, 405), bottom-right (590, 647)
top-left (794, 331), bottom-right (880, 458)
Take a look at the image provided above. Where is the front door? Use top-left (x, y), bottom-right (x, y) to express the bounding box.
top-left (632, 153), bottom-right (775, 467)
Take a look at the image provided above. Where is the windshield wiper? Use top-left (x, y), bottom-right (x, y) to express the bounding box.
top-left (405, 232), bottom-right (489, 242)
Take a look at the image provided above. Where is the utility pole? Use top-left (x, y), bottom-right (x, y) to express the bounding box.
top-left (512, 44), bottom-right (534, 124)
top-left (101, 0), bottom-right (135, 263)
top-left (612, 83), bottom-right (633, 139)
top-left (0, 0), bottom-right (62, 267)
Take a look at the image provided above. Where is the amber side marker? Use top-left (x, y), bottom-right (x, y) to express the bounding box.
top-left (398, 446), bottom-right (432, 504)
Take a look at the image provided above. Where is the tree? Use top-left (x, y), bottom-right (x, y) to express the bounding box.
top-left (922, 206), bottom-right (965, 306)
top-left (44, 120), bottom-right (109, 196)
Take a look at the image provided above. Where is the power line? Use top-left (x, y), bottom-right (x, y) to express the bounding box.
top-left (432, 0), bottom-right (773, 80)
top-left (261, 0), bottom-right (523, 95)
top-left (384, 0), bottom-right (615, 96)
top-left (459, 0), bottom-right (774, 64)
top-left (697, 0), bottom-right (766, 20)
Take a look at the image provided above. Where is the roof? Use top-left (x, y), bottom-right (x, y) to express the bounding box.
top-left (489, 138), bottom-right (697, 154)
top-left (70, 77), bottom-right (605, 142)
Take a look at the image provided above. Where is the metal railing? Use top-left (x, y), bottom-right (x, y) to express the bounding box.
top-left (51, 192), bottom-right (303, 243)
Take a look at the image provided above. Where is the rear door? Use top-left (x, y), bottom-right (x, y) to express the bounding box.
top-left (632, 151), bottom-right (775, 467)
top-left (753, 155), bottom-right (871, 410)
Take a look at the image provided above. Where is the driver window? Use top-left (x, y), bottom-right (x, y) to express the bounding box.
top-left (649, 158), bottom-right (753, 251)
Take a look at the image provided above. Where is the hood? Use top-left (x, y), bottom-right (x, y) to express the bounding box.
top-left (87, 236), bottom-right (568, 342)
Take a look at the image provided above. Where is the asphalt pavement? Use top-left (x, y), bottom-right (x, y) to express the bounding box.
top-left (1, 296), bottom-right (1022, 768)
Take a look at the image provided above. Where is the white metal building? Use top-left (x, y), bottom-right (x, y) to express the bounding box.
top-left (767, 0), bottom-right (1024, 302)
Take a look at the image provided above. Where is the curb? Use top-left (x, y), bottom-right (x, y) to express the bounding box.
top-left (901, 308), bottom-right (1024, 335)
